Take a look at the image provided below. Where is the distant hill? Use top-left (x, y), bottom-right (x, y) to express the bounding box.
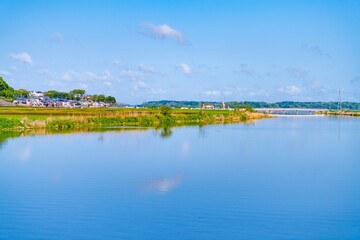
top-left (140, 100), bottom-right (360, 110)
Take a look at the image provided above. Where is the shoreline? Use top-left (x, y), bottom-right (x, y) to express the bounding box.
top-left (0, 107), bottom-right (269, 132)
top-left (325, 111), bottom-right (360, 117)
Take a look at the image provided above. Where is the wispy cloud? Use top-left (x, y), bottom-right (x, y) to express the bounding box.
top-left (138, 23), bottom-right (187, 44)
top-left (38, 69), bottom-right (56, 78)
top-left (204, 90), bottom-right (221, 96)
top-left (0, 70), bottom-right (11, 76)
top-left (62, 70), bottom-right (78, 81)
top-left (121, 64), bottom-right (156, 81)
top-left (138, 64), bottom-right (154, 74)
top-left (287, 67), bottom-right (309, 78)
top-left (178, 63), bottom-right (192, 75)
top-left (278, 85), bottom-right (302, 95)
top-left (50, 32), bottom-right (64, 42)
top-left (85, 70), bottom-right (114, 81)
top-left (9, 52), bottom-right (33, 65)
top-left (133, 80), bottom-right (147, 90)
top-left (239, 64), bottom-right (255, 75)
top-left (301, 44), bottom-right (331, 59)
top-left (121, 69), bottom-right (143, 81)
top-left (198, 64), bottom-right (219, 71)
top-left (113, 60), bottom-right (122, 66)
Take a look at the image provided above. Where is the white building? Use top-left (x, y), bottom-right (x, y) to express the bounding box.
top-left (29, 91), bottom-right (45, 98)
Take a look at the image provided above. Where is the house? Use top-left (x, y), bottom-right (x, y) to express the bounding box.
top-left (29, 91), bottom-right (45, 98)
top-left (202, 104), bottom-right (215, 110)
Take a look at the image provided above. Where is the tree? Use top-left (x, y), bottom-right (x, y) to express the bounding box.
top-left (159, 106), bottom-right (172, 116)
top-left (105, 96), bottom-right (116, 104)
top-left (45, 90), bottom-right (71, 99)
top-left (14, 89), bottom-right (29, 98)
top-left (70, 89), bottom-right (86, 95)
top-left (0, 77), bottom-right (14, 92)
top-left (0, 89), bottom-right (15, 100)
top-left (91, 94), bottom-right (116, 104)
top-left (0, 77), bottom-right (15, 100)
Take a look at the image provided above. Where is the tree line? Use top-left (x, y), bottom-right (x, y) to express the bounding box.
top-left (0, 76), bottom-right (116, 104)
top-left (140, 100), bottom-right (360, 110)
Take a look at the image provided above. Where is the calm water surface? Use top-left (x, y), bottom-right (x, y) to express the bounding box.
top-left (0, 117), bottom-right (359, 239)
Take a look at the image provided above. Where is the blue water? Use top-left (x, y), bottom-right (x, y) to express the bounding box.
top-left (0, 117), bottom-right (359, 239)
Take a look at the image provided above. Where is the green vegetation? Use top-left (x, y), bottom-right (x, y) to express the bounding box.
top-left (14, 89), bottom-right (29, 98)
top-left (141, 100), bottom-right (360, 110)
top-left (326, 110), bottom-right (360, 117)
top-left (91, 94), bottom-right (116, 104)
top-left (0, 76), bottom-right (117, 104)
top-left (0, 117), bottom-right (23, 130)
top-left (0, 106), bottom-right (267, 132)
top-left (0, 76), bottom-right (15, 101)
top-left (70, 89), bottom-right (86, 95)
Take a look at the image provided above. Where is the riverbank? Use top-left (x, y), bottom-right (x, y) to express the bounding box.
top-left (325, 110), bottom-right (360, 117)
top-left (0, 107), bottom-right (268, 132)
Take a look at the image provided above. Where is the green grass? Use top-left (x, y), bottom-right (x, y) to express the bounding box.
top-left (0, 107), bottom-right (265, 132)
top-left (0, 117), bottom-right (24, 130)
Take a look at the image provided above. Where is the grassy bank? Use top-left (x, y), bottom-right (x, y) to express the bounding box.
top-left (325, 110), bottom-right (360, 117)
top-left (0, 107), bottom-right (268, 132)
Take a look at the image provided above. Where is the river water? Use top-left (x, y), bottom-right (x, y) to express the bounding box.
top-left (0, 116), bottom-right (359, 239)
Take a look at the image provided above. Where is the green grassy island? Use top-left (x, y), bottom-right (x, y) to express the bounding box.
top-left (0, 107), bottom-right (268, 133)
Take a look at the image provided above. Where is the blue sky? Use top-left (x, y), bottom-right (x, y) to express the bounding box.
top-left (0, 0), bottom-right (359, 104)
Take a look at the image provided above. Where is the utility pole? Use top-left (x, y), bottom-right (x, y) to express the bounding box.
top-left (337, 88), bottom-right (342, 112)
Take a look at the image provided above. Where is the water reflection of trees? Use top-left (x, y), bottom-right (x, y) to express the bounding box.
top-left (0, 131), bottom-right (22, 149)
top-left (160, 127), bottom-right (173, 138)
top-left (0, 127), bottom-right (150, 148)
top-left (198, 126), bottom-right (207, 138)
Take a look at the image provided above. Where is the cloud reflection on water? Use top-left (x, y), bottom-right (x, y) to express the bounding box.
top-left (142, 174), bottom-right (183, 194)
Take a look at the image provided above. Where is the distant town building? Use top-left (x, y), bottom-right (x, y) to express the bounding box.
top-left (202, 104), bottom-right (215, 110)
top-left (29, 91), bottom-right (44, 98)
top-left (222, 102), bottom-right (226, 109)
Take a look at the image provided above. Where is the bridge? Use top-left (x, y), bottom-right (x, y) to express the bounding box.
top-left (255, 108), bottom-right (328, 115)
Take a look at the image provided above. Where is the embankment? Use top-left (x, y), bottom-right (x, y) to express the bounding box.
top-left (325, 110), bottom-right (360, 117)
top-left (0, 107), bottom-right (268, 132)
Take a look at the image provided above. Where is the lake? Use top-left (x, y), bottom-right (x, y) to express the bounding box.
top-left (0, 116), bottom-right (359, 240)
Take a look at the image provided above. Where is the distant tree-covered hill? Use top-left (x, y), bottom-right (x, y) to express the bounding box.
top-left (140, 100), bottom-right (360, 110)
top-left (0, 76), bottom-right (117, 104)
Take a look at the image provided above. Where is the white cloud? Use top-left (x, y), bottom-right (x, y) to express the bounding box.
top-left (279, 85), bottom-right (302, 95)
top-left (0, 70), bottom-right (11, 76)
top-left (287, 67), bottom-right (309, 78)
top-left (85, 70), bottom-right (113, 81)
top-left (139, 23), bottom-right (187, 44)
top-left (9, 52), bottom-right (33, 65)
top-left (62, 70), bottom-right (78, 81)
top-left (178, 63), bottom-right (192, 75)
top-left (78, 83), bottom-right (88, 89)
top-left (133, 80), bottom-right (147, 90)
top-left (104, 81), bottom-right (112, 86)
top-left (50, 32), bottom-right (64, 42)
top-left (38, 69), bottom-right (55, 77)
top-left (204, 90), bottom-right (221, 96)
top-left (122, 69), bottom-right (143, 81)
top-left (113, 60), bottom-right (122, 66)
top-left (138, 64), bottom-right (154, 73)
